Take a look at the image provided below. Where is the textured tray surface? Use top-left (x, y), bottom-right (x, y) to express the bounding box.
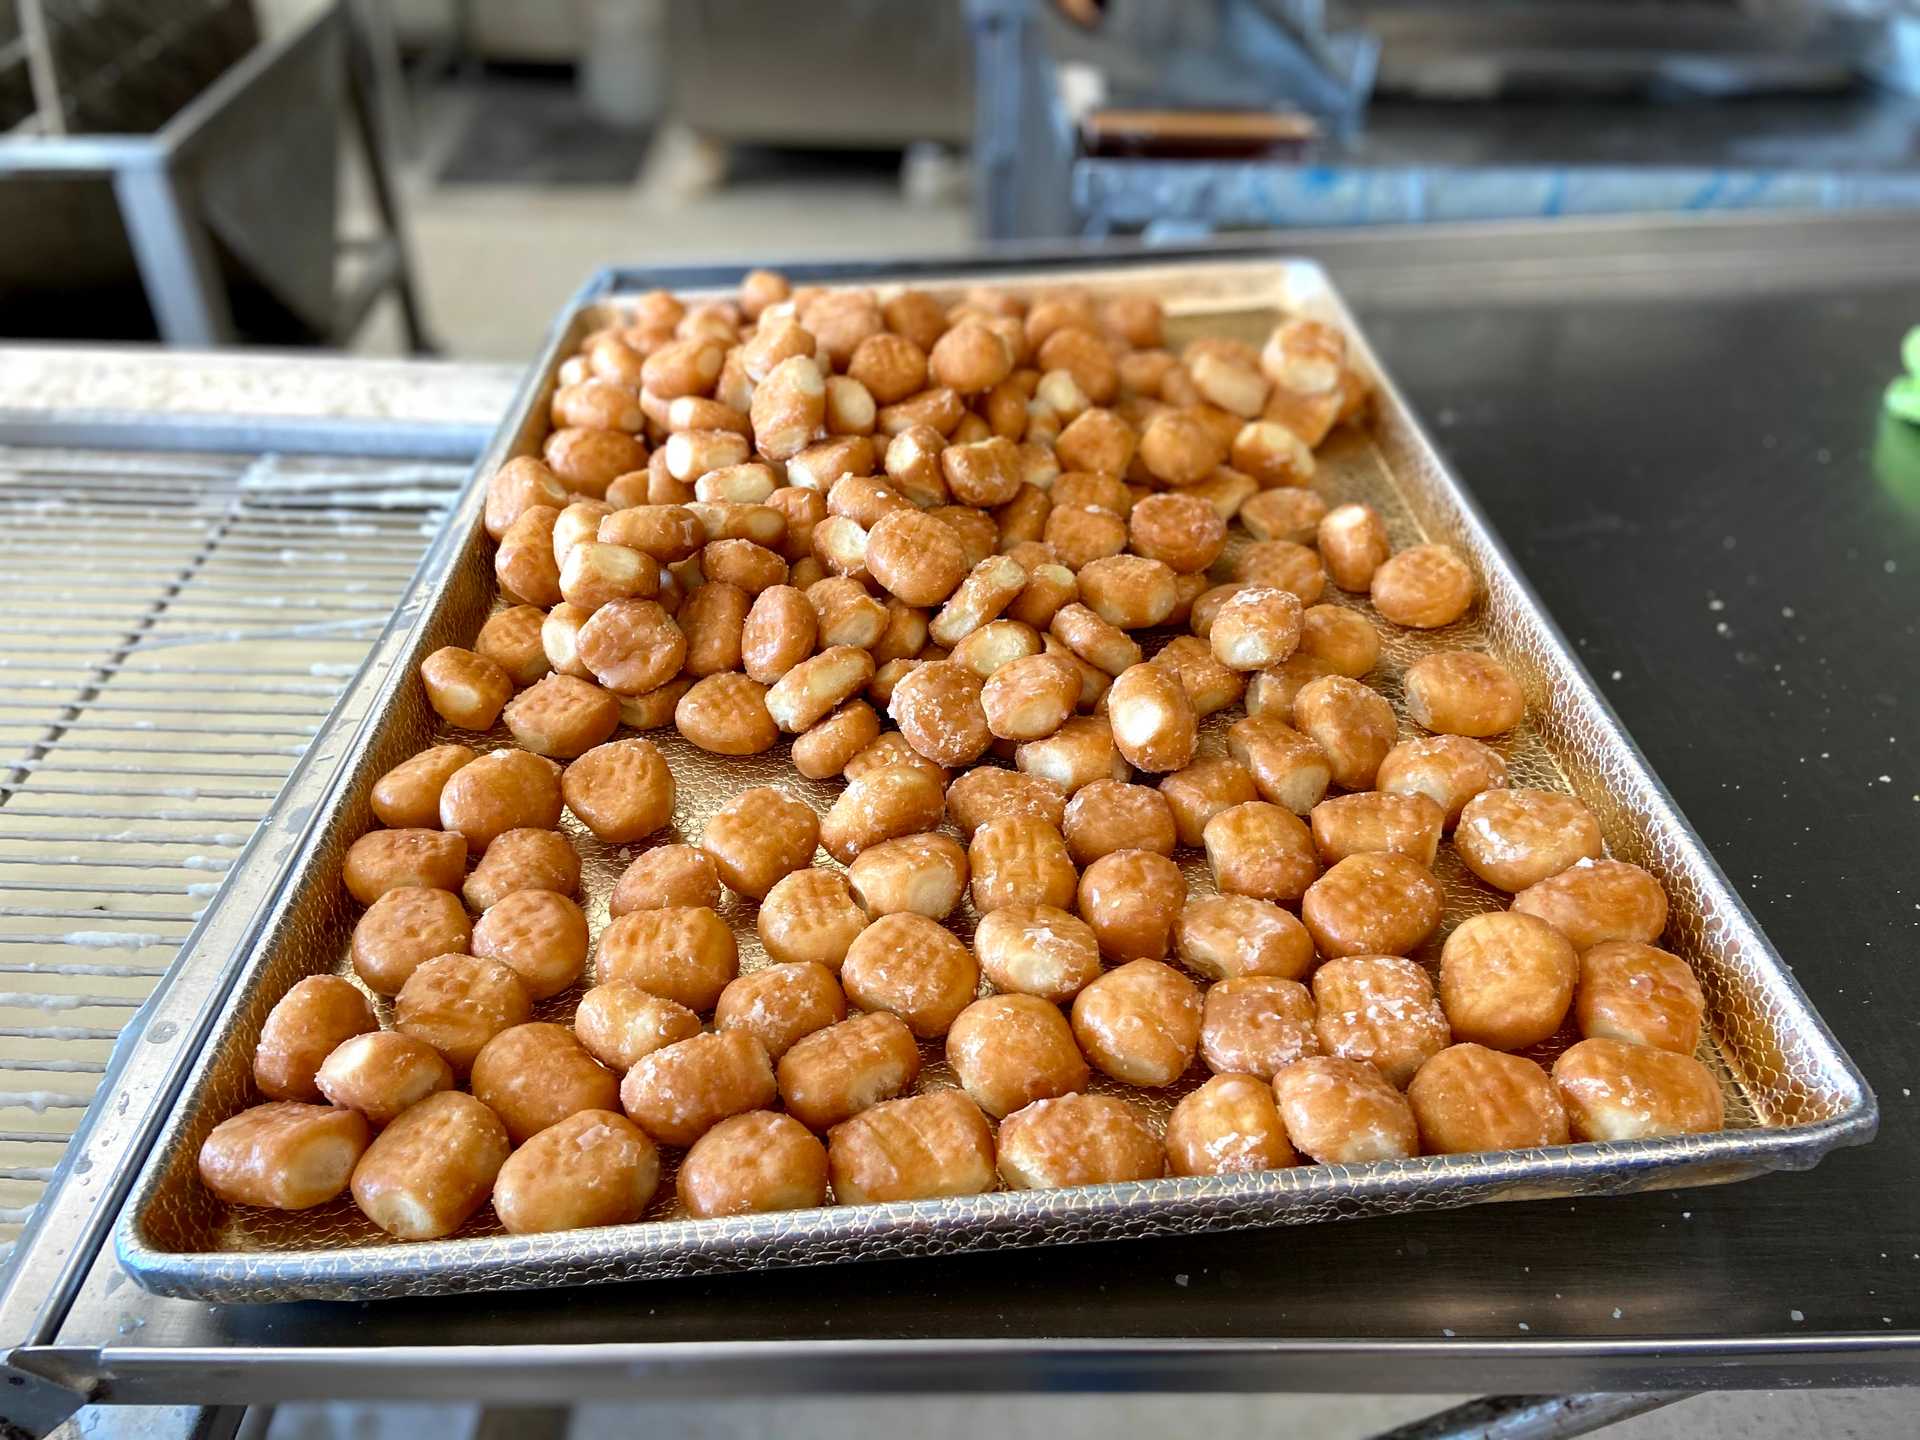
top-left (117, 259), bottom-right (1871, 1302)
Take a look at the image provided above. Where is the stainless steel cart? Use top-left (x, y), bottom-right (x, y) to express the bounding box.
top-left (2, 210), bottom-right (1916, 1440)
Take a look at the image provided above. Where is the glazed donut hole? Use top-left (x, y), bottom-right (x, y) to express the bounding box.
top-left (573, 599), bottom-right (686, 698)
top-left (865, 508), bottom-right (969, 607)
top-left (1292, 675), bottom-right (1399, 791)
top-left (1512, 858), bottom-right (1669, 951)
top-left (767, 645), bottom-right (876, 734)
top-left (574, 981), bottom-right (702, 1071)
top-left (1230, 420), bottom-right (1315, 489)
top-left (791, 699), bottom-right (882, 780)
top-left (1062, 778), bottom-right (1176, 865)
top-left (1049, 603), bottom-right (1141, 676)
top-left (714, 960), bottom-right (848, 1061)
top-left (676, 579), bottom-right (749, 675)
top-left (739, 584), bottom-right (818, 684)
top-left (1577, 941), bottom-right (1706, 1054)
top-left (840, 911), bottom-right (980, 1039)
top-left (1408, 1044), bottom-right (1569, 1155)
top-left (595, 904), bottom-right (737, 1013)
top-left (997, 1093), bottom-right (1165, 1190)
top-left (846, 831), bottom-right (969, 921)
top-left (561, 738), bottom-right (674, 844)
top-left (1014, 714), bottom-right (1127, 796)
top-left (1318, 504), bottom-right (1392, 594)
top-left (1239, 486), bottom-right (1328, 543)
top-left (1077, 848), bottom-right (1186, 962)
top-left (701, 786), bottom-right (820, 900)
top-left (1273, 1056), bottom-right (1419, 1165)
top-left (1036, 326), bottom-right (1119, 406)
top-left (1310, 791), bottom-right (1445, 868)
top-left (1225, 712), bottom-right (1332, 816)
top-left (678, 1111), bottom-right (828, 1219)
top-left (1454, 787), bottom-right (1604, 893)
top-left (929, 553), bottom-right (1027, 646)
top-left (621, 1028), bottom-right (778, 1148)
top-left (463, 827), bottom-right (580, 912)
top-left (1438, 910), bottom-right (1579, 1052)
top-left (351, 1092), bottom-right (509, 1239)
top-left (889, 658), bottom-right (992, 767)
top-left (1371, 543), bottom-right (1476, 629)
top-left (981, 651), bottom-right (1080, 741)
top-left (872, 597), bottom-right (934, 666)
top-left (1077, 555), bottom-right (1179, 631)
top-left (1044, 634), bottom-right (1114, 712)
top-left (1234, 539), bottom-right (1325, 605)
top-left (314, 1031), bottom-right (453, 1128)
top-left (1249, 660), bottom-right (1340, 721)
top-left (1376, 735), bottom-right (1509, 830)
top-left (254, 976), bottom-right (376, 1103)
top-left (1049, 469), bottom-right (1133, 517)
top-left (969, 814), bottom-right (1078, 914)
top-left (344, 828), bottom-right (466, 906)
top-left (1158, 756), bottom-right (1259, 847)
top-left (929, 504), bottom-right (1000, 567)
top-left (972, 904), bottom-right (1103, 1003)
top-left (351, 887), bottom-right (471, 996)
top-left (1054, 407), bottom-right (1137, 477)
top-left (828, 1088), bottom-right (997, 1205)
top-left (1311, 956), bottom-right (1451, 1089)
top-left (470, 1021), bottom-right (620, 1146)
top-left (1070, 958), bottom-right (1202, 1086)
top-left (486, 456), bottom-right (569, 541)
top-left (1044, 504), bottom-right (1130, 573)
top-left (929, 319), bottom-right (1015, 395)
top-left (1104, 661), bottom-right (1197, 774)
top-left (945, 765), bottom-right (1067, 838)
top-left (1149, 635), bottom-right (1245, 718)
top-left (947, 993), bottom-right (1090, 1119)
top-left (1404, 650), bottom-right (1527, 738)
top-left (1203, 800), bottom-right (1320, 904)
top-left (471, 889), bottom-right (589, 1001)
top-left (674, 672), bottom-right (778, 756)
top-left (438, 748), bottom-right (562, 853)
top-left (1301, 853), bottom-right (1443, 960)
top-left (392, 953), bottom-right (532, 1076)
top-left (1165, 1073), bottom-right (1296, 1176)
top-left (370, 744), bottom-right (475, 831)
top-left (421, 646), bottom-right (512, 731)
top-left (756, 868), bottom-right (869, 971)
top-left (777, 1009), bottom-right (921, 1132)
top-left (1210, 585), bottom-right (1304, 672)
top-left (1200, 975), bottom-right (1319, 1080)
top-left (1552, 1038), bottom-right (1725, 1142)
top-left (474, 607), bottom-right (551, 687)
top-left (1139, 410), bottom-right (1225, 485)
top-left (1127, 492), bottom-right (1227, 574)
top-left (844, 730), bottom-right (950, 789)
top-left (496, 505), bottom-right (563, 608)
top-left (1297, 605), bottom-right (1381, 678)
top-left (820, 761), bottom-right (946, 864)
top-left (951, 617), bottom-right (1043, 680)
top-left (1186, 581), bottom-right (1249, 639)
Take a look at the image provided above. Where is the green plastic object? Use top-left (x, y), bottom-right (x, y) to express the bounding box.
top-left (1889, 375), bottom-right (1920, 426)
top-left (1905, 325), bottom-right (1920, 380)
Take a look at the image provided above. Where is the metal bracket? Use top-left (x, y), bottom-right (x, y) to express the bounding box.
top-left (0, 1359), bottom-right (87, 1440)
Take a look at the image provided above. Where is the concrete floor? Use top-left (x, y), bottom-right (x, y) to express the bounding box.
top-left (327, 83), bottom-right (1912, 1440)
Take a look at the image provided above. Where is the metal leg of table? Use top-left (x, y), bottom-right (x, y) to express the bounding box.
top-left (1365, 1392), bottom-right (1688, 1440)
top-left (111, 163), bottom-right (238, 349)
top-left (342, 2), bottom-right (435, 355)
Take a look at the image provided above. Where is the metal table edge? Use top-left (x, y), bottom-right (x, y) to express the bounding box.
top-left (17, 1334), bottom-right (1920, 1407)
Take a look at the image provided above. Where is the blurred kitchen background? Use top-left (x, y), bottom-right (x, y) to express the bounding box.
top-left (5, 0), bottom-right (1920, 358)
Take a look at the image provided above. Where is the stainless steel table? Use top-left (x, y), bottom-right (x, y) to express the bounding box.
top-left (2, 210), bottom-right (1916, 1434)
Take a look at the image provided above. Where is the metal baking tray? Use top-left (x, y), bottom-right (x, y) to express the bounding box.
top-left (112, 257), bottom-right (1876, 1303)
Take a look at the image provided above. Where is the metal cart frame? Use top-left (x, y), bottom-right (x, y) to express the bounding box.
top-left (0, 2), bottom-right (430, 350)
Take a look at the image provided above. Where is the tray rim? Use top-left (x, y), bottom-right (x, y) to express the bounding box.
top-left (112, 253), bottom-right (1877, 1304)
